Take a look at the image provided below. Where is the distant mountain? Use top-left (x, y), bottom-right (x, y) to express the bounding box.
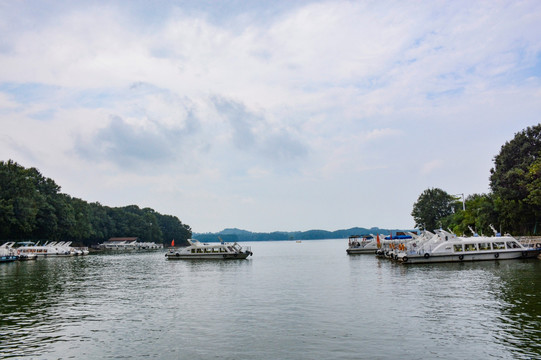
top-left (219, 228), bottom-right (254, 235)
top-left (193, 227), bottom-right (415, 242)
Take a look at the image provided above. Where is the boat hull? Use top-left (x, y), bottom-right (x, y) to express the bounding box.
top-left (0, 255), bottom-right (18, 263)
top-left (165, 252), bottom-right (251, 260)
top-left (18, 254), bottom-right (37, 261)
top-left (32, 253), bottom-right (74, 257)
top-left (401, 249), bottom-right (539, 264)
top-left (346, 247), bottom-right (378, 254)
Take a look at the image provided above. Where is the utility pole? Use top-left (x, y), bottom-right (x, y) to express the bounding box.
top-left (454, 193), bottom-right (465, 211)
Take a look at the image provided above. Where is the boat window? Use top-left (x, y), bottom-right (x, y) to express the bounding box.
top-left (493, 242), bottom-right (505, 250)
top-left (191, 249), bottom-right (195, 253)
top-left (196, 249), bottom-right (202, 253)
top-left (478, 243), bottom-right (491, 251)
top-left (506, 241), bottom-right (520, 249)
top-left (464, 244), bottom-right (477, 251)
top-left (453, 244), bottom-right (463, 252)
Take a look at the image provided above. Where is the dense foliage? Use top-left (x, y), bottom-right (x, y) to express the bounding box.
top-left (0, 160), bottom-right (191, 246)
top-left (489, 123), bottom-right (541, 234)
top-left (411, 188), bottom-right (458, 231)
top-left (412, 124), bottom-right (541, 235)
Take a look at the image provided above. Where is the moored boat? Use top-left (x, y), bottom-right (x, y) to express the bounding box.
top-left (346, 235), bottom-right (380, 254)
top-left (396, 229), bottom-right (540, 264)
top-left (16, 241), bottom-right (81, 257)
top-left (165, 239), bottom-right (253, 260)
top-left (0, 242), bottom-right (18, 262)
top-left (375, 232), bottom-right (422, 259)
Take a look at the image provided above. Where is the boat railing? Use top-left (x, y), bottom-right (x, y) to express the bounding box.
top-left (519, 238), bottom-right (540, 249)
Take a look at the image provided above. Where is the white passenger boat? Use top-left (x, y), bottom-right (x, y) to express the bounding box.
top-left (396, 229), bottom-right (540, 264)
top-left (165, 239), bottom-right (253, 260)
top-left (17, 241), bottom-right (78, 257)
top-left (346, 235), bottom-right (380, 254)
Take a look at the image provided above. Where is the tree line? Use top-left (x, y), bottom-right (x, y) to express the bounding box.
top-left (412, 124), bottom-right (541, 236)
top-left (0, 160), bottom-right (192, 246)
top-left (194, 226), bottom-right (404, 242)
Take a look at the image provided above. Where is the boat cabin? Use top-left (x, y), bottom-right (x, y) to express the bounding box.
top-left (188, 241), bottom-right (244, 254)
top-left (451, 238), bottom-right (522, 253)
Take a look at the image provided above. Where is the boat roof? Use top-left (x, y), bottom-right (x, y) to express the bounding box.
top-left (459, 235), bottom-right (516, 243)
top-left (384, 235), bottom-right (413, 240)
top-left (187, 239), bottom-right (240, 248)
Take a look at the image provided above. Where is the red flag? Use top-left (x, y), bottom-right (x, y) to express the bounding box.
top-left (376, 234), bottom-right (381, 248)
top-left (171, 239), bottom-right (175, 247)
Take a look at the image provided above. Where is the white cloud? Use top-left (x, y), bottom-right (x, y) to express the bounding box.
top-left (0, 92), bottom-right (18, 110)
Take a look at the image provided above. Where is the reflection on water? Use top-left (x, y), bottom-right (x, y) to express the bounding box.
top-left (1, 242), bottom-right (541, 359)
top-left (490, 261), bottom-right (541, 358)
top-left (0, 257), bottom-right (92, 357)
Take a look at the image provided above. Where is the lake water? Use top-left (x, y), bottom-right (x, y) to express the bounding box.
top-left (1, 239), bottom-right (541, 359)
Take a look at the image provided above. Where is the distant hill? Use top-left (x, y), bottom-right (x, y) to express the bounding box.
top-left (193, 227), bottom-right (415, 242)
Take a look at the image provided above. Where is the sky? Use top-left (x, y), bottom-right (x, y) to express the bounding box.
top-left (1, 0), bottom-right (541, 233)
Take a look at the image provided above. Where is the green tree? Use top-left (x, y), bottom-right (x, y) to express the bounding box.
top-left (526, 156), bottom-right (541, 207)
top-left (490, 123), bottom-right (541, 234)
top-left (155, 213), bottom-right (191, 246)
top-left (0, 160), bottom-right (40, 238)
top-left (86, 202), bottom-right (115, 244)
top-left (444, 194), bottom-right (499, 236)
top-left (63, 196), bottom-right (92, 242)
top-left (411, 188), bottom-right (458, 231)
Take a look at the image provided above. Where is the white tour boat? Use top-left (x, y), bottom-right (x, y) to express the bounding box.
top-left (395, 229), bottom-right (540, 264)
top-left (346, 235), bottom-right (380, 254)
top-left (165, 239), bottom-right (253, 260)
top-left (16, 241), bottom-right (81, 257)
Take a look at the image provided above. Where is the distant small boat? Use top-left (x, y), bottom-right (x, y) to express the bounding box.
top-left (296, 240), bottom-right (302, 243)
top-left (165, 239), bottom-right (253, 260)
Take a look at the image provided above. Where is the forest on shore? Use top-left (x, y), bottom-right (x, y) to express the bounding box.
top-left (0, 160), bottom-right (192, 246)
